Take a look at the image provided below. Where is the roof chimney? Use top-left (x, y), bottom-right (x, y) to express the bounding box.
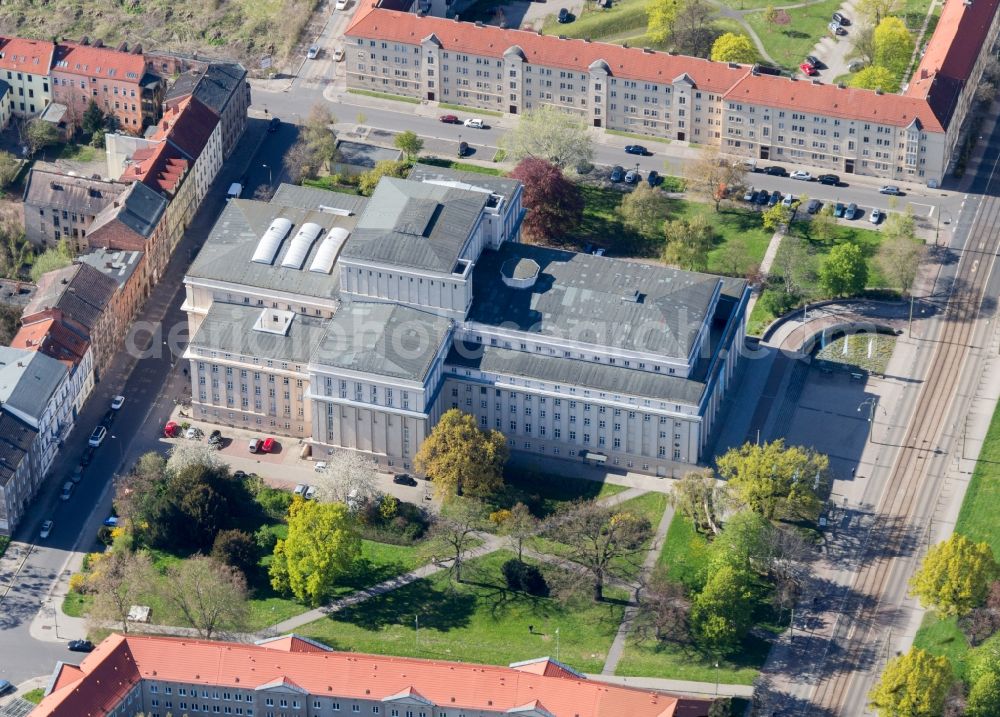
top-left (559, 35), bottom-right (567, 40)
top-left (81, 36), bottom-right (90, 45)
top-left (537, 28), bottom-right (543, 35)
top-left (454, 14), bottom-right (460, 21)
top-left (132, 43), bottom-right (142, 54)
top-left (93, 38), bottom-right (104, 48)
top-left (837, 82), bottom-right (846, 89)
top-left (475, 20), bottom-right (483, 27)
top-left (584, 36), bottom-right (591, 42)
top-left (921, 68), bottom-right (929, 79)
top-left (875, 88), bottom-right (883, 94)
top-left (116, 41), bottom-right (128, 52)
top-left (811, 79), bottom-right (821, 85)
top-left (642, 47), bottom-right (653, 54)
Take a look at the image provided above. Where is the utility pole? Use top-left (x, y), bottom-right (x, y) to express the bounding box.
top-left (555, 627), bottom-right (560, 662)
top-left (414, 614), bottom-right (419, 650)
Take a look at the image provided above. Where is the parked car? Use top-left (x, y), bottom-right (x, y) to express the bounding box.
top-left (557, 7), bottom-right (573, 22)
top-left (624, 144), bottom-right (648, 155)
top-left (261, 437), bottom-right (276, 453)
top-left (743, 186), bottom-right (755, 201)
top-left (832, 11), bottom-right (849, 24)
top-left (782, 194), bottom-right (795, 207)
top-left (610, 165), bottom-right (625, 182)
top-left (790, 170), bottom-right (813, 181)
top-left (647, 170), bottom-right (661, 187)
top-left (805, 55), bottom-right (822, 68)
top-left (807, 199), bottom-right (823, 214)
top-left (0, 679), bottom-right (14, 696)
top-left (463, 117), bottom-right (485, 128)
top-left (845, 202), bottom-right (859, 219)
top-left (111, 395), bottom-right (125, 410)
top-left (68, 640), bottom-right (94, 653)
top-left (624, 169), bottom-right (640, 184)
top-left (879, 184), bottom-right (902, 195)
top-left (233, 470), bottom-right (248, 481)
top-left (70, 465), bottom-right (84, 484)
top-left (764, 165), bottom-right (787, 176)
top-left (314, 461), bottom-right (328, 473)
top-left (799, 62), bottom-right (817, 76)
top-left (748, 190), bottom-right (761, 204)
top-left (307, 44), bottom-right (320, 59)
top-left (101, 409), bottom-right (115, 427)
top-left (208, 429), bottom-right (223, 448)
top-left (333, 47), bottom-right (345, 62)
top-left (60, 481), bottom-right (73, 501)
top-left (829, 21), bottom-right (847, 35)
top-left (756, 190), bottom-right (770, 205)
top-left (103, 516), bottom-right (119, 527)
top-left (39, 520), bottom-right (53, 539)
top-left (847, 59), bottom-right (866, 72)
top-left (293, 484), bottom-right (307, 496)
top-left (393, 473), bottom-right (419, 487)
top-left (834, 202), bottom-right (846, 218)
top-left (80, 447), bottom-right (95, 466)
top-left (870, 208), bottom-right (885, 224)
top-left (439, 114), bottom-right (460, 123)
top-left (768, 191), bottom-right (781, 206)
top-left (248, 438), bottom-right (263, 453)
top-left (457, 141), bottom-right (470, 157)
top-left (305, 486), bottom-right (317, 500)
top-left (268, 117), bottom-right (281, 133)
top-left (88, 425), bottom-right (107, 447)
top-left (164, 421), bottom-right (180, 438)
top-left (818, 173), bottom-right (840, 185)
top-left (335, 0), bottom-right (349, 9)
top-left (185, 426), bottom-right (203, 440)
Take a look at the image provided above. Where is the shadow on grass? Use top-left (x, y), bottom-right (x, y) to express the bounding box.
top-left (330, 577), bottom-right (476, 632)
top-left (500, 468), bottom-right (613, 517)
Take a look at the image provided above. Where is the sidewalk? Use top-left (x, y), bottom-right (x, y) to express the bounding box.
top-left (584, 673), bottom-right (754, 699)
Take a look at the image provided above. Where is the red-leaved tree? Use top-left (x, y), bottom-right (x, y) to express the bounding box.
top-left (509, 157), bottom-right (583, 243)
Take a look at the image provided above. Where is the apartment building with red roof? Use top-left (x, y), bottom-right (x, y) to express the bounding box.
top-left (50, 40), bottom-right (164, 134)
top-left (0, 36), bottom-right (53, 117)
top-left (345, 0), bottom-right (1000, 184)
top-left (33, 633), bottom-right (712, 717)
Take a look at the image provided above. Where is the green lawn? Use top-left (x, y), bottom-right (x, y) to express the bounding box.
top-left (504, 467), bottom-right (626, 517)
top-left (541, 0), bottom-right (650, 40)
top-left (901, 0), bottom-right (936, 31)
top-left (656, 512), bottom-right (711, 591)
top-left (438, 102), bottom-right (503, 117)
top-left (57, 144), bottom-right (97, 163)
top-left (297, 550), bottom-right (626, 673)
top-left (670, 200), bottom-right (773, 277)
top-left (615, 633), bottom-right (771, 684)
top-left (747, 0), bottom-right (846, 71)
top-left (815, 334), bottom-right (897, 375)
top-left (62, 591), bottom-right (93, 618)
top-left (22, 688), bottom-right (45, 705)
top-left (913, 612), bottom-right (971, 681)
top-left (417, 157), bottom-right (504, 176)
top-left (347, 88), bottom-right (421, 105)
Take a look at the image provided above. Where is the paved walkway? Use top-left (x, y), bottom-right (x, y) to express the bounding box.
top-left (601, 500), bottom-right (676, 675)
top-left (744, 228), bottom-right (785, 319)
top-left (585, 673), bottom-right (754, 699)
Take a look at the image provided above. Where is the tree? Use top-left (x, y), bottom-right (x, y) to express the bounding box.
top-left (82, 100), bottom-right (105, 136)
top-left (849, 64), bottom-right (900, 93)
top-left (810, 203), bottom-right (837, 244)
top-left (544, 501), bottom-right (652, 601)
top-left (873, 16), bottom-right (913, 76)
top-left (849, 24), bottom-right (877, 66)
top-left (716, 440), bottom-right (827, 521)
top-left (357, 159), bottom-right (409, 196)
top-left (716, 235), bottom-right (756, 278)
top-left (29, 245), bottom-right (73, 282)
top-left (968, 671), bottom-right (1000, 717)
top-left (25, 119), bottom-right (58, 155)
top-left (877, 216), bottom-right (923, 295)
top-left (500, 502), bottom-right (538, 561)
top-left (431, 498), bottom-right (487, 583)
top-left (691, 564), bottom-right (755, 654)
top-left (88, 549), bottom-right (155, 633)
top-left (211, 529), bottom-right (260, 579)
top-left (269, 499), bottom-right (362, 606)
top-left (394, 129), bottom-right (424, 159)
top-left (663, 215), bottom-right (715, 271)
top-left (312, 449), bottom-right (379, 506)
top-left (688, 148), bottom-right (746, 211)
top-left (634, 574), bottom-right (691, 644)
top-left (671, 469), bottom-right (723, 535)
top-left (869, 648), bottom-right (954, 717)
top-left (763, 5), bottom-right (778, 24)
top-left (508, 157), bottom-right (584, 243)
top-left (856, 0), bottom-right (901, 25)
top-left (167, 440), bottom-right (226, 475)
top-left (619, 182), bottom-right (670, 239)
top-left (0, 150), bottom-right (20, 188)
top-left (772, 235), bottom-right (815, 299)
top-left (162, 556), bottom-right (248, 638)
top-left (709, 510), bottom-right (775, 576)
top-left (499, 104), bottom-right (593, 170)
top-left (710, 33), bottom-right (758, 64)
top-left (301, 103), bottom-right (338, 171)
top-left (820, 242), bottom-right (869, 297)
top-left (647, 0), bottom-right (681, 43)
top-left (670, 0), bottom-right (717, 58)
top-left (415, 408), bottom-right (509, 501)
top-left (910, 534), bottom-right (1000, 617)
top-left (762, 203), bottom-right (792, 232)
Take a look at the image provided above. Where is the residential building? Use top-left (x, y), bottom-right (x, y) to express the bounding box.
top-left (344, 0), bottom-right (1000, 183)
top-left (145, 95), bottom-right (224, 204)
top-left (162, 59), bottom-right (250, 159)
top-left (22, 168), bottom-right (129, 248)
top-left (0, 36), bottom-right (53, 117)
top-left (11, 315), bottom-right (94, 420)
top-left (185, 168), bottom-right (748, 476)
top-left (49, 41), bottom-right (162, 133)
top-left (32, 632), bottom-right (711, 717)
top-left (119, 141), bottom-right (194, 260)
top-left (0, 80), bottom-right (13, 131)
top-left (0, 346), bottom-right (71, 535)
top-left (22, 262), bottom-right (119, 381)
top-left (86, 180), bottom-right (169, 288)
top-left (77, 248), bottom-right (147, 332)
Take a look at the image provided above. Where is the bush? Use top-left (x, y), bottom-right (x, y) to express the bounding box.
top-left (502, 558), bottom-right (549, 596)
top-left (68, 572), bottom-right (88, 594)
top-left (211, 529), bottom-right (260, 579)
top-left (97, 525), bottom-right (114, 545)
top-left (255, 487), bottom-right (293, 521)
top-left (255, 525), bottom-right (279, 553)
top-left (357, 498), bottom-right (430, 545)
top-left (759, 288), bottom-right (799, 317)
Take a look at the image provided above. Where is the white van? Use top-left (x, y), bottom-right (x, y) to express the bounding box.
top-left (226, 182), bottom-right (242, 200)
top-left (60, 482), bottom-right (73, 501)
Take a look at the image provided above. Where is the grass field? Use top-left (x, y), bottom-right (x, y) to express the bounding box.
top-left (815, 334), bottom-right (897, 375)
top-left (671, 200), bottom-right (773, 277)
top-left (298, 550), bottom-right (627, 673)
top-left (747, 0), bottom-right (845, 71)
top-left (504, 468), bottom-right (626, 516)
top-left (22, 688), bottom-right (45, 704)
top-left (347, 89), bottom-right (421, 104)
top-left (417, 157), bottom-right (504, 176)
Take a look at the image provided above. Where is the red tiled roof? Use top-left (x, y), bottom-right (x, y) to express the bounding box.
top-left (11, 317), bottom-right (90, 369)
top-left (509, 657), bottom-right (583, 679)
top-left (51, 41), bottom-right (145, 82)
top-left (256, 634), bottom-right (333, 653)
top-left (908, 0), bottom-right (1000, 98)
top-left (725, 73), bottom-right (943, 132)
top-left (120, 141), bottom-right (189, 195)
top-left (147, 95), bottom-right (219, 159)
top-left (0, 36), bottom-right (54, 74)
top-left (347, 9), bottom-right (748, 92)
top-left (34, 634), bottom-right (696, 717)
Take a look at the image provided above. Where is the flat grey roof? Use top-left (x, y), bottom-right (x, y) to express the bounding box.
top-left (271, 183), bottom-right (369, 214)
top-left (468, 243), bottom-right (721, 359)
top-left (186, 193), bottom-right (360, 300)
top-left (0, 346), bottom-right (67, 423)
top-left (446, 342), bottom-right (706, 405)
top-left (312, 302), bottom-right (452, 383)
top-left (77, 248), bottom-right (143, 289)
top-left (342, 177), bottom-right (487, 273)
top-left (188, 302), bottom-right (329, 363)
top-left (408, 163), bottom-right (521, 198)
top-left (335, 140), bottom-right (403, 170)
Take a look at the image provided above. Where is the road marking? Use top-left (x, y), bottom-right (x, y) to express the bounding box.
top-left (908, 202), bottom-right (935, 218)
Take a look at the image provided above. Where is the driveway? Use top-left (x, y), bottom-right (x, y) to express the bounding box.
top-left (803, 0), bottom-right (860, 81)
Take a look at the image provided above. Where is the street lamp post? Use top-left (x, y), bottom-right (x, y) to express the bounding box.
top-left (857, 397), bottom-right (880, 444)
top-left (263, 163), bottom-right (272, 186)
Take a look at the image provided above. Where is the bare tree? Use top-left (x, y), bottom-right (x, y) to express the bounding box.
top-left (499, 105), bottom-right (594, 170)
top-left (431, 499), bottom-right (487, 583)
top-left (687, 147), bottom-right (746, 211)
top-left (88, 550), bottom-right (155, 633)
top-left (544, 501), bottom-right (652, 601)
top-left (312, 450), bottom-right (379, 507)
top-left (671, 470), bottom-right (724, 535)
top-left (634, 575), bottom-right (691, 644)
top-left (500, 502), bottom-right (539, 561)
top-left (167, 440), bottom-right (225, 474)
top-left (161, 556), bottom-right (249, 638)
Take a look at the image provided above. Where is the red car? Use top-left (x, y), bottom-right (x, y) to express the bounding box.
top-left (799, 62), bottom-right (817, 76)
top-left (164, 421), bottom-right (180, 438)
top-left (439, 114), bottom-right (460, 124)
top-left (261, 437), bottom-right (276, 453)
